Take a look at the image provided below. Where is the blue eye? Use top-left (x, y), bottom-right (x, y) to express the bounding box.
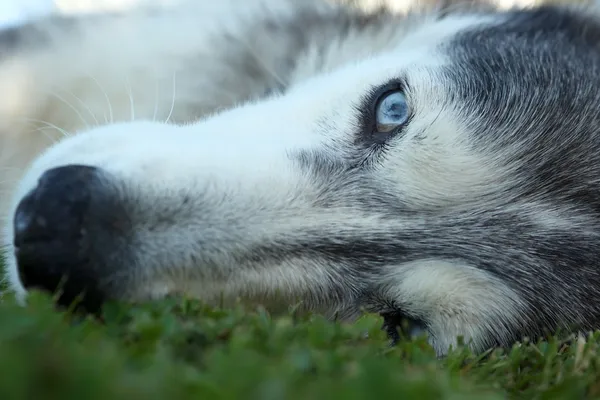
top-left (375, 90), bottom-right (409, 133)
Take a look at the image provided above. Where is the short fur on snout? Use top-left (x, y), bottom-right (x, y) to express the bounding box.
top-left (2, 0), bottom-right (600, 357)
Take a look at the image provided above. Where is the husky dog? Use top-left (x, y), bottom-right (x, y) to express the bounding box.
top-left (1, 0), bottom-right (600, 357)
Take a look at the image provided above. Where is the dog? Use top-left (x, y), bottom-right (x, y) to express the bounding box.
top-left (1, 0), bottom-right (600, 357)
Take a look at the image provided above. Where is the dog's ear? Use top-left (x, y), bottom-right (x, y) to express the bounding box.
top-left (563, 0), bottom-right (600, 12)
top-left (434, 0), bottom-right (597, 13)
top-left (333, 0), bottom-right (499, 14)
top-left (426, 0), bottom-right (498, 16)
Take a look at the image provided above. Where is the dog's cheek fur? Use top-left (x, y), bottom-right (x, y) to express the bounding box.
top-left (366, 260), bottom-right (527, 354)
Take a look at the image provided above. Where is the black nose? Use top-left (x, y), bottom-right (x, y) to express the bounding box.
top-left (13, 165), bottom-right (108, 313)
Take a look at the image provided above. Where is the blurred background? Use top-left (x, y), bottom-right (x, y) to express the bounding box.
top-left (0, 0), bottom-right (585, 29)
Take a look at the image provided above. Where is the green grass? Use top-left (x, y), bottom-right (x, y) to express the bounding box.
top-left (2, 281), bottom-right (600, 399)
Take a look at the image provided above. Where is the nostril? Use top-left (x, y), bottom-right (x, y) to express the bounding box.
top-left (13, 164), bottom-right (107, 313)
top-left (13, 189), bottom-right (66, 247)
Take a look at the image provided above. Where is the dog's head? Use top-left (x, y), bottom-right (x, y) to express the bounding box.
top-left (5, 2), bottom-right (600, 355)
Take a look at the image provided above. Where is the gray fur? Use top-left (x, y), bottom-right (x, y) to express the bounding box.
top-left (2, 0), bottom-right (600, 357)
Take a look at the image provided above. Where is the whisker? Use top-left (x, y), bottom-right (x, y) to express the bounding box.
top-left (165, 71), bottom-right (177, 124)
top-left (88, 74), bottom-right (114, 124)
top-left (59, 89), bottom-right (100, 126)
top-left (20, 118), bottom-right (71, 139)
top-left (153, 73), bottom-right (160, 122)
top-left (49, 91), bottom-right (90, 130)
top-left (125, 75), bottom-right (135, 122)
top-left (28, 126), bottom-right (60, 144)
top-left (240, 39), bottom-right (287, 90)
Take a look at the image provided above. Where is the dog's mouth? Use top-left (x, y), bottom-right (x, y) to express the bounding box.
top-left (381, 311), bottom-right (429, 344)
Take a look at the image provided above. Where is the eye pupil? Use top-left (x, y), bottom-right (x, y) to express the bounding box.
top-left (385, 102), bottom-right (405, 118)
top-left (375, 90), bottom-right (409, 133)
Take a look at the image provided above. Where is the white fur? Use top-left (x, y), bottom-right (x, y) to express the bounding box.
top-left (378, 260), bottom-right (525, 353)
top-left (4, 0), bottom-right (588, 356)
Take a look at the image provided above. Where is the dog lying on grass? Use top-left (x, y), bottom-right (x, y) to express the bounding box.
top-left (1, 0), bottom-right (600, 357)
